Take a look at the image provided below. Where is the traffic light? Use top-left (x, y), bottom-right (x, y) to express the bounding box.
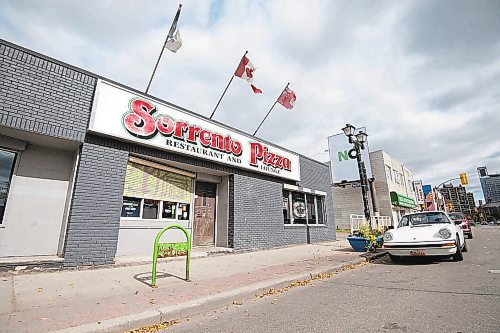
top-left (459, 173), bottom-right (468, 185)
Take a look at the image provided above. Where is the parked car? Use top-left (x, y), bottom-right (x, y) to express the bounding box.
top-left (449, 212), bottom-right (473, 239)
top-left (383, 211), bottom-right (466, 262)
top-left (481, 221), bottom-right (488, 225)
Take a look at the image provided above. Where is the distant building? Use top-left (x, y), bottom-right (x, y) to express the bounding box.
top-left (437, 184), bottom-right (476, 217)
top-left (478, 166), bottom-right (500, 203)
top-left (331, 150), bottom-right (419, 229)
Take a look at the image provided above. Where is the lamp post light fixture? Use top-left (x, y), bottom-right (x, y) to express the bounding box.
top-left (342, 124), bottom-right (371, 224)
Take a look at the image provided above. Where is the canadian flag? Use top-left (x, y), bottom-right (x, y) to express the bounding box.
top-left (234, 55), bottom-right (262, 94)
top-left (277, 87), bottom-right (296, 109)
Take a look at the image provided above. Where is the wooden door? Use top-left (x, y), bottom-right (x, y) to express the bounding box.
top-left (193, 182), bottom-right (217, 246)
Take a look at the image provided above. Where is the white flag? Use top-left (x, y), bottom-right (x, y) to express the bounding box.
top-left (166, 29), bottom-right (182, 53)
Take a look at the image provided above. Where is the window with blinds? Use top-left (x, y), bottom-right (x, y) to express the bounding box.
top-left (121, 161), bottom-right (194, 220)
top-left (123, 162), bottom-right (192, 203)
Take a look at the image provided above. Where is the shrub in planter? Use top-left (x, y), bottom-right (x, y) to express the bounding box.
top-left (347, 225), bottom-right (384, 252)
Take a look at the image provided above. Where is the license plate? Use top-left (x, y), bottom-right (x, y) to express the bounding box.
top-left (410, 250), bottom-right (425, 256)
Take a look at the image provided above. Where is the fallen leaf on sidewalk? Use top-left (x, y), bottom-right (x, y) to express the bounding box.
top-left (149, 298), bottom-right (155, 304)
top-left (40, 317), bottom-right (48, 320)
top-left (124, 320), bottom-right (179, 333)
top-left (232, 301), bottom-right (242, 305)
top-left (37, 288), bottom-right (43, 292)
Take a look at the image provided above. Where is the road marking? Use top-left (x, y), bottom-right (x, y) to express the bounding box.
top-left (488, 270), bottom-right (500, 274)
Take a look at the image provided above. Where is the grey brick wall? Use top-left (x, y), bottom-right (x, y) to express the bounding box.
top-left (63, 142), bottom-right (129, 267)
top-left (230, 156), bottom-right (336, 251)
top-left (0, 40), bottom-right (96, 142)
top-left (230, 173), bottom-right (284, 250)
top-left (67, 135), bottom-right (335, 264)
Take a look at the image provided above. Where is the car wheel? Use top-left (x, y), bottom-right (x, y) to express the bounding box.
top-left (452, 237), bottom-right (464, 261)
top-left (462, 240), bottom-right (468, 252)
top-left (388, 254), bottom-right (403, 263)
top-left (468, 233), bottom-right (473, 239)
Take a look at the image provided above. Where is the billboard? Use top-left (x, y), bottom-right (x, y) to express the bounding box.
top-left (89, 80), bottom-right (301, 181)
top-left (327, 128), bottom-right (372, 184)
top-left (413, 180), bottom-right (425, 205)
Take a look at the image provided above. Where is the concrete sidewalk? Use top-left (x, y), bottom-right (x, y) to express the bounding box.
top-left (1, 233), bottom-right (374, 333)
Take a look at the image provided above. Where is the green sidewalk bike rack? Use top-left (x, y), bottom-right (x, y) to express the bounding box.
top-left (151, 224), bottom-right (191, 287)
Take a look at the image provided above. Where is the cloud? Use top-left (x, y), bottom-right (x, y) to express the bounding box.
top-left (0, 0), bottom-right (498, 203)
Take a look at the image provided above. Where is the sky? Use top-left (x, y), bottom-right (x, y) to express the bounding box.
top-left (1, 0), bottom-right (499, 203)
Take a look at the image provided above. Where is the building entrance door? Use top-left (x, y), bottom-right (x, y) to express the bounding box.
top-left (193, 182), bottom-right (217, 246)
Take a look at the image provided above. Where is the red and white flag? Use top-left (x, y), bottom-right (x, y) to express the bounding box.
top-left (234, 55), bottom-right (263, 94)
top-left (277, 87), bottom-right (296, 109)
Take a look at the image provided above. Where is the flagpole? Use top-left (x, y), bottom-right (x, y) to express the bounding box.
top-left (145, 4), bottom-right (182, 94)
top-left (210, 51), bottom-right (248, 119)
top-left (253, 83), bottom-right (289, 136)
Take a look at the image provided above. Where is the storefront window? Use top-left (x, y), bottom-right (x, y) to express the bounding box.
top-left (283, 189), bottom-right (327, 226)
top-left (121, 197), bottom-right (190, 221)
top-left (307, 194), bottom-right (316, 224)
top-left (162, 201), bottom-right (176, 219)
top-left (292, 192), bottom-right (307, 224)
top-left (0, 149), bottom-right (17, 223)
top-left (317, 196), bottom-right (325, 224)
top-left (121, 196), bottom-right (141, 218)
top-left (177, 203), bottom-right (190, 220)
top-left (142, 199), bottom-right (159, 219)
top-left (283, 190), bottom-right (291, 224)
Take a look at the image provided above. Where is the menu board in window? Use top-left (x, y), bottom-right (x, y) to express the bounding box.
top-left (121, 197), bottom-right (141, 217)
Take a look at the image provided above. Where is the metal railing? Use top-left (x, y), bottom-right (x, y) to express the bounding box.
top-left (350, 214), bottom-right (392, 233)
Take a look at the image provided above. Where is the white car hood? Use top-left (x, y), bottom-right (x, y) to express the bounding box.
top-left (390, 224), bottom-right (454, 243)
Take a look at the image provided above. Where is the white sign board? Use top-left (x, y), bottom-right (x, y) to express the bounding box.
top-left (413, 180), bottom-right (425, 205)
top-left (327, 130), bottom-right (372, 184)
top-left (89, 80), bottom-right (301, 181)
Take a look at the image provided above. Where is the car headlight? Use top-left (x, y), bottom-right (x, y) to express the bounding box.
top-left (383, 232), bottom-right (393, 242)
top-left (438, 228), bottom-right (452, 239)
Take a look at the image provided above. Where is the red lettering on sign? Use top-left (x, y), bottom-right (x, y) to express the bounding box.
top-left (249, 142), bottom-right (291, 171)
top-left (122, 98), bottom-right (290, 168)
top-left (199, 130), bottom-right (212, 147)
top-left (186, 126), bottom-right (201, 143)
top-left (124, 99), bottom-right (157, 138)
top-left (156, 116), bottom-right (175, 136)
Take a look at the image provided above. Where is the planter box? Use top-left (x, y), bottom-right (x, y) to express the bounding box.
top-left (347, 236), bottom-right (369, 252)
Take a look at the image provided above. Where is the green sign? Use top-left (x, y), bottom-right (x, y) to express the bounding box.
top-left (338, 150), bottom-right (349, 161)
top-left (390, 191), bottom-right (416, 209)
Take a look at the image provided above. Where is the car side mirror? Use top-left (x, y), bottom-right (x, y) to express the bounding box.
top-left (388, 226), bottom-right (394, 230)
top-left (453, 220), bottom-right (461, 225)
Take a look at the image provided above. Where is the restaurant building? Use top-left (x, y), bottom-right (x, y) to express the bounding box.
top-left (0, 39), bottom-right (334, 267)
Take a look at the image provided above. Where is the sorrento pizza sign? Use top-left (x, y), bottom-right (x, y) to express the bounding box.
top-left (89, 80), bottom-right (301, 181)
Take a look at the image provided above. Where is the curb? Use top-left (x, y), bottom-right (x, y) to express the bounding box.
top-left (53, 252), bottom-right (384, 333)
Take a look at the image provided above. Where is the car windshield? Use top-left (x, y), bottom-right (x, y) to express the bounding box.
top-left (399, 212), bottom-right (450, 227)
top-left (448, 213), bottom-right (465, 220)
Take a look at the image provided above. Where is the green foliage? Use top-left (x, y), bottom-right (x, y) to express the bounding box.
top-left (354, 225), bottom-right (384, 250)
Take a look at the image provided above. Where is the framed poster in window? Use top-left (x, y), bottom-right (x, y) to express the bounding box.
top-left (121, 197), bottom-right (141, 218)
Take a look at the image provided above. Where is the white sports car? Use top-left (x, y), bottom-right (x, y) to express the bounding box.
top-left (383, 211), bottom-right (466, 262)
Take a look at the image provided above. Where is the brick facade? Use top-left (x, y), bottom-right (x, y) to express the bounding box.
top-left (0, 39), bottom-right (95, 142)
top-left (63, 142), bottom-right (129, 266)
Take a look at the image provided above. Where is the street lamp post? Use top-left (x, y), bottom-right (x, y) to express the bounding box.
top-left (342, 124), bottom-right (371, 224)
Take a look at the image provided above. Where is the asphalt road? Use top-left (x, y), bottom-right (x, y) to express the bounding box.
top-left (165, 226), bottom-right (500, 333)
